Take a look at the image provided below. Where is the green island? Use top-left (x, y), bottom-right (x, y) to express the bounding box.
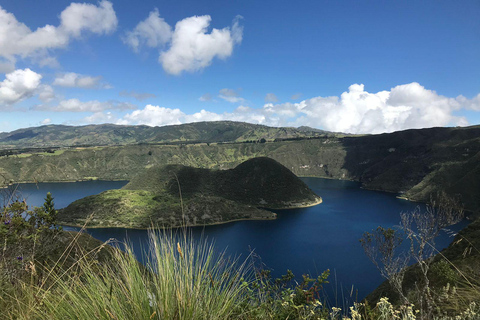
top-left (58, 157), bottom-right (322, 228)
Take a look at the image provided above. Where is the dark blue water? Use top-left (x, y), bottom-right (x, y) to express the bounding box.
top-left (10, 178), bottom-right (469, 301)
top-left (6, 180), bottom-right (128, 209)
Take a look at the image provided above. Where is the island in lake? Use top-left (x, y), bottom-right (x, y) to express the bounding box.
top-left (58, 157), bottom-right (322, 228)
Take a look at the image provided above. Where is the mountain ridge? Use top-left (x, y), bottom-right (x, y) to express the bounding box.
top-left (0, 123), bottom-right (479, 214)
top-left (0, 121), bottom-right (333, 149)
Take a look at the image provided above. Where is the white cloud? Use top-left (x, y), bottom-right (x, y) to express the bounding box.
top-left (53, 72), bottom-right (109, 89)
top-left (112, 104), bottom-right (265, 127)
top-left (219, 88), bottom-right (244, 103)
top-left (40, 118), bottom-right (51, 125)
top-left (266, 83), bottom-right (471, 133)
top-left (123, 11), bottom-right (242, 75)
top-left (83, 111), bottom-right (117, 124)
top-left (456, 93), bottom-right (480, 111)
top-left (0, 68), bottom-right (42, 105)
top-left (159, 15), bottom-right (243, 75)
top-left (38, 85), bottom-right (56, 102)
top-left (184, 109), bottom-right (224, 123)
top-left (59, 0), bottom-right (117, 37)
top-left (111, 82), bottom-right (479, 133)
top-left (122, 9), bottom-right (172, 52)
top-left (117, 104), bottom-right (184, 126)
top-left (0, 1), bottom-right (117, 67)
top-left (35, 98), bottom-right (136, 113)
top-left (119, 90), bottom-right (156, 101)
top-left (265, 93), bottom-right (278, 103)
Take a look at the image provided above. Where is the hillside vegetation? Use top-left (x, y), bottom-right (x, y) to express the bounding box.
top-left (2, 195), bottom-right (479, 319)
top-left (1, 123), bottom-right (479, 214)
top-left (0, 121), bottom-right (329, 149)
top-left (58, 157), bottom-right (321, 228)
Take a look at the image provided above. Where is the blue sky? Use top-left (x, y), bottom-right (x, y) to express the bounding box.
top-left (0, 0), bottom-right (479, 133)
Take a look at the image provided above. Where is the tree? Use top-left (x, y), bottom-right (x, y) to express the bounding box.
top-left (360, 193), bottom-right (464, 318)
top-left (399, 194), bottom-right (463, 317)
top-left (42, 192), bottom-right (59, 230)
top-left (360, 226), bottom-right (409, 304)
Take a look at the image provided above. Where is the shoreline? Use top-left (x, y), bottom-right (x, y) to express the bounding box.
top-left (264, 196), bottom-right (323, 210)
top-left (1, 178), bottom-right (129, 187)
top-left (58, 198), bottom-right (323, 230)
top-left (59, 215), bottom-right (278, 230)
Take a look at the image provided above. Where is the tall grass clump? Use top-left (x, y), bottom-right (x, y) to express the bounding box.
top-left (34, 230), bottom-right (251, 320)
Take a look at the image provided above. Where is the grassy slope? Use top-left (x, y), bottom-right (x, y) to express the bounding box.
top-left (58, 158), bottom-right (321, 228)
top-left (125, 157), bottom-right (320, 207)
top-left (1, 125), bottom-right (479, 213)
top-left (58, 189), bottom-right (276, 228)
top-left (0, 121), bottom-right (328, 149)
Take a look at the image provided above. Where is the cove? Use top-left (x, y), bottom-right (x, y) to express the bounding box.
top-left (11, 178), bottom-right (469, 301)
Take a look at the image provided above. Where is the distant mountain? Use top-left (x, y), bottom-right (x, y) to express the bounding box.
top-left (58, 157), bottom-right (322, 228)
top-left (0, 121), bottom-right (331, 149)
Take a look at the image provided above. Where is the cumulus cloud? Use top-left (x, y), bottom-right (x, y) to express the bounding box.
top-left (124, 11), bottom-right (243, 75)
top-left (108, 104), bottom-right (264, 127)
top-left (456, 93), bottom-right (480, 111)
top-left (0, 1), bottom-right (117, 68)
top-left (0, 68), bottom-right (42, 106)
top-left (117, 104), bottom-right (184, 126)
top-left (219, 88), bottom-right (244, 103)
top-left (266, 83), bottom-right (472, 133)
top-left (53, 72), bottom-right (109, 89)
top-left (265, 93), bottom-right (278, 103)
top-left (108, 82), bottom-right (479, 133)
top-left (122, 9), bottom-right (172, 52)
top-left (160, 15), bottom-right (243, 75)
top-left (59, 0), bottom-right (117, 37)
top-left (35, 98), bottom-right (136, 113)
top-left (119, 90), bottom-right (156, 101)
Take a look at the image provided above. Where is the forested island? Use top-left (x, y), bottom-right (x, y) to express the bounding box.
top-left (58, 157), bottom-right (322, 228)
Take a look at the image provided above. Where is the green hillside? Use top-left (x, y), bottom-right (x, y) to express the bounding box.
top-left (58, 157), bottom-right (321, 228)
top-left (1, 124), bottom-right (479, 214)
top-left (0, 121), bottom-right (329, 149)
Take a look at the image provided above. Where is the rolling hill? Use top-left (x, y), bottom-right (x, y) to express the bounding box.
top-left (58, 157), bottom-right (322, 228)
top-left (0, 121), bottom-right (330, 149)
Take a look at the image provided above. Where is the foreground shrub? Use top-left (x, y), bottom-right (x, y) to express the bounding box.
top-left (27, 231), bottom-right (249, 320)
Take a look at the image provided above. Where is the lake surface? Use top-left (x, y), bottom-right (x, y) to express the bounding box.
top-left (9, 178), bottom-right (469, 302)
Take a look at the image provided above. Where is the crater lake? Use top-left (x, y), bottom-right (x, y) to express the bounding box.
top-left (8, 178), bottom-right (469, 301)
